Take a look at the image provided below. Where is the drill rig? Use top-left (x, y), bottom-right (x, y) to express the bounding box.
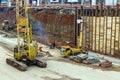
top-left (6, 0), bottom-right (47, 71)
top-left (60, 23), bottom-right (88, 62)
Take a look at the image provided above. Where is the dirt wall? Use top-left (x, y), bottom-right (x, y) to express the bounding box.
top-left (31, 9), bottom-right (76, 47)
top-left (0, 8), bottom-right (76, 47)
top-left (0, 8), bottom-right (16, 28)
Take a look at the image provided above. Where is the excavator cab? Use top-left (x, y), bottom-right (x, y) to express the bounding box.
top-left (3, 20), bottom-right (9, 24)
top-left (2, 20), bottom-right (9, 31)
top-left (60, 46), bottom-right (72, 56)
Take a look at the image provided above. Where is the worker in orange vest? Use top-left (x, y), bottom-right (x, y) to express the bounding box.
top-left (49, 42), bottom-right (53, 49)
top-left (38, 46), bottom-right (43, 51)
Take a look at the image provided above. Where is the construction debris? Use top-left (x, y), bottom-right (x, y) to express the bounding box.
top-left (69, 53), bottom-right (88, 63)
top-left (83, 58), bottom-right (100, 64)
top-left (99, 61), bottom-right (112, 68)
top-left (38, 51), bottom-right (53, 57)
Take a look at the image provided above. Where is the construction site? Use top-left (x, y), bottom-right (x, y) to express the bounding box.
top-left (0, 0), bottom-right (120, 80)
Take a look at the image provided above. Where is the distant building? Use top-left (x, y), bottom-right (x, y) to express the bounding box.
top-left (0, 0), bottom-right (8, 7)
top-left (0, 0), bottom-right (120, 7)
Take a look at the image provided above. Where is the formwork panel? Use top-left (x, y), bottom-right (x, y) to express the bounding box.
top-left (38, 6), bottom-right (120, 57)
top-left (83, 13), bottom-right (120, 57)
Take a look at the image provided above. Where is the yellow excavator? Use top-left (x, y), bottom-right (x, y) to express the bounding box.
top-left (6, 0), bottom-right (47, 71)
top-left (60, 23), bottom-right (88, 62)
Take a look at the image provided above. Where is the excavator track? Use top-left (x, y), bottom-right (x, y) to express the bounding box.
top-left (22, 59), bottom-right (47, 68)
top-left (6, 58), bottom-right (47, 71)
top-left (6, 58), bottom-right (27, 71)
top-left (36, 59), bottom-right (47, 68)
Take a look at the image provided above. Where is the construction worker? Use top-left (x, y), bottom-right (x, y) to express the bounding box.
top-left (49, 42), bottom-right (53, 49)
top-left (52, 41), bottom-right (56, 49)
top-left (39, 46), bottom-right (43, 51)
top-left (49, 41), bottom-right (56, 49)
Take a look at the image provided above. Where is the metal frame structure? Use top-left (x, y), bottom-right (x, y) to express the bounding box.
top-left (16, 0), bottom-right (30, 54)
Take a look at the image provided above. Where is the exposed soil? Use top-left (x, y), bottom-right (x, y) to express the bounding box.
top-left (31, 9), bottom-right (76, 47)
top-left (31, 9), bottom-right (75, 26)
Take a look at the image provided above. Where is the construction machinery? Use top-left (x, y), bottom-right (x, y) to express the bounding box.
top-left (1, 20), bottom-right (15, 31)
top-left (60, 22), bottom-right (88, 62)
top-left (6, 0), bottom-right (47, 71)
top-left (60, 46), bottom-right (88, 63)
top-left (2, 20), bottom-right (9, 31)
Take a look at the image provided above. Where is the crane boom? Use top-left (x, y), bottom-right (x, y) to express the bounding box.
top-left (16, 0), bottom-right (30, 57)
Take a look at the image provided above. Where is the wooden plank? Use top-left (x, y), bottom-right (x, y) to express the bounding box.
top-left (82, 6), bottom-right (86, 49)
top-left (114, 5), bottom-right (118, 55)
top-left (98, 8), bottom-right (101, 52)
top-left (91, 7), bottom-right (94, 50)
top-left (118, 6), bottom-right (120, 54)
top-left (102, 8), bottom-right (106, 53)
top-left (110, 7), bottom-right (113, 54)
top-left (105, 7), bottom-right (108, 54)
top-left (95, 6), bottom-right (98, 51)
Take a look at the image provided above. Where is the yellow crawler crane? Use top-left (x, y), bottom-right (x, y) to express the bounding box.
top-left (6, 0), bottom-right (47, 71)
